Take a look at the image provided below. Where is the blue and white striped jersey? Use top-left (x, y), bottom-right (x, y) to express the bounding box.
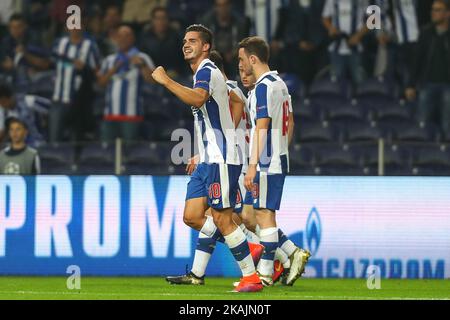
top-left (249, 71), bottom-right (292, 174)
top-left (322, 0), bottom-right (369, 55)
top-left (393, 0), bottom-right (419, 44)
top-left (52, 36), bottom-right (100, 104)
top-left (192, 59), bottom-right (240, 165)
top-left (245, 0), bottom-right (287, 42)
top-left (100, 48), bottom-right (154, 119)
top-left (227, 80), bottom-right (251, 173)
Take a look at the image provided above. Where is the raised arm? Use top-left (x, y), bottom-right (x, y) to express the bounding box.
top-left (152, 66), bottom-right (209, 108)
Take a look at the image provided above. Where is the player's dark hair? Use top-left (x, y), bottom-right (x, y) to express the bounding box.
top-left (209, 50), bottom-right (225, 73)
top-left (185, 24), bottom-right (213, 52)
top-left (7, 117), bottom-right (28, 130)
top-left (0, 83), bottom-right (13, 98)
top-left (9, 13), bottom-right (26, 23)
top-left (238, 36), bottom-right (270, 64)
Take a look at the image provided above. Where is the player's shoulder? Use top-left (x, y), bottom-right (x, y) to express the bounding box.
top-left (196, 59), bottom-right (220, 77)
top-left (258, 71), bottom-right (282, 86)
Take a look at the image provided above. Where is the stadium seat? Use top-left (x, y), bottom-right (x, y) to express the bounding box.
top-left (393, 123), bottom-right (435, 142)
top-left (296, 122), bottom-right (336, 143)
top-left (38, 143), bottom-right (76, 174)
top-left (309, 78), bottom-right (349, 100)
top-left (346, 123), bottom-right (382, 142)
top-left (293, 99), bottom-right (319, 122)
top-left (280, 73), bottom-right (302, 98)
top-left (375, 104), bottom-right (412, 123)
top-left (411, 144), bottom-right (450, 176)
top-left (383, 144), bottom-right (413, 176)
top-left (77, 142), bottom-right (115, 174)
top-left (313, 144), bottom-right (363, 175)
top-left (362, 143), bottom-right (412, 176)
top-left (325, 104), bottom-right (366, 123)
top-left (289, 144), bottom-right (315, 174)
top-left (355, 77), bottom-right (396, 100)
top-left (348, 144), bottom-right (379, 175)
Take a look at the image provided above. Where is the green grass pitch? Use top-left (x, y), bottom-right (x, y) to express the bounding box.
top-left (0, 277), bottom-right (448, 300)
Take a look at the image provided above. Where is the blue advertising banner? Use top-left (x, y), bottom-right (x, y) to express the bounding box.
top-left (0, 176), bottom-right (449, 278)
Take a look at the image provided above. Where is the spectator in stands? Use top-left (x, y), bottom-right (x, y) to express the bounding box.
top-left (406, 0), bottom-right (450, 136)
top-left (97, 25), bottom-right (155, 142)
top-left (49, 0), bottom-right (85, 41)
top-left (0, 117), bottom-right (41, 175)
top-left (0, 14), bottom-right (51, 92)
top-left (200, 0), bottom-right (249, 77)
top-left (122, 0), bottom-right (167, 28)
top-left (0, 0), bottom-right (21, 30)
top-left (390, 0), bottom-right (420, 87)
top-left (271, 0), bottom-right (328, 86)
top-left (371, 0), bottom-right (419, 86)
top-left (0, 82), bottom-right (50, 146)
top-left (166, 0), bottom-right (213, 30)
top-left (245, 0), bottom-right (285, 43)
top-left (140, 6), bottom-right (187, 79)
top-left (322, 0), bottom-right (369, 86)
top-left (50, 25), bottom-right (101, 142)
top-left (98, 4), bottom-right (123, 57)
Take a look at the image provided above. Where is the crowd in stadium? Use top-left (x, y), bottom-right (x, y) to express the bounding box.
top-left (0, 0), bottom-right (449, 175)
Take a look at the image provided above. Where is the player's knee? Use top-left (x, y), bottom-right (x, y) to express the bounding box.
top-left (241, 215), bottom-right (257, 233)
top-left (212, 213), bottom-right (230, 230)
top-left (183, 212), bottom-right (200, 229)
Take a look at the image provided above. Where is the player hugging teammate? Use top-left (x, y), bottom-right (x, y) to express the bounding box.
top-left (151, 24), bottom-right (310, 293)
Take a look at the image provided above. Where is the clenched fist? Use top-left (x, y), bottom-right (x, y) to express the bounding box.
top-left (152, 66), bottom-right (170, 86)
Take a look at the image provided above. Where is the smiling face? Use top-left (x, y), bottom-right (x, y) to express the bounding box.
top-left (182, 31), bottom-right (209, 64)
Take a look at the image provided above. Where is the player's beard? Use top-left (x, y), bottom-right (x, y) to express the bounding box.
top-left (246, 65), bottom-right (255, 78)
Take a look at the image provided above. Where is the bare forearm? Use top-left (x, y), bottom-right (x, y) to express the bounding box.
top-left (164, 77), bottom-right (207, 108)
top-left (249, 121), bottom-right (270, 166)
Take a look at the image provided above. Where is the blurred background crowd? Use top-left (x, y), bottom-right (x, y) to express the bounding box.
top-left (0, 0), bottom-right (449, 176)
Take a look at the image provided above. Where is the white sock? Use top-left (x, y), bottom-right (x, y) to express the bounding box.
top-left (280, 233), bottom-right (298, 257)
top-left (255, 225), bottom-right (261, 237)
top-left (200, 215), bottom-right (217, 237)
top-left (240, 224), bottom-right (260, 243)
top-left (257, 227), bottom-right (278, 276)
top-left (224, 227), bottom-right (255, 277)
top-left (191, 233), bottom-right (214, 278)
top-left (275, 247), bottom-right (290, 269)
